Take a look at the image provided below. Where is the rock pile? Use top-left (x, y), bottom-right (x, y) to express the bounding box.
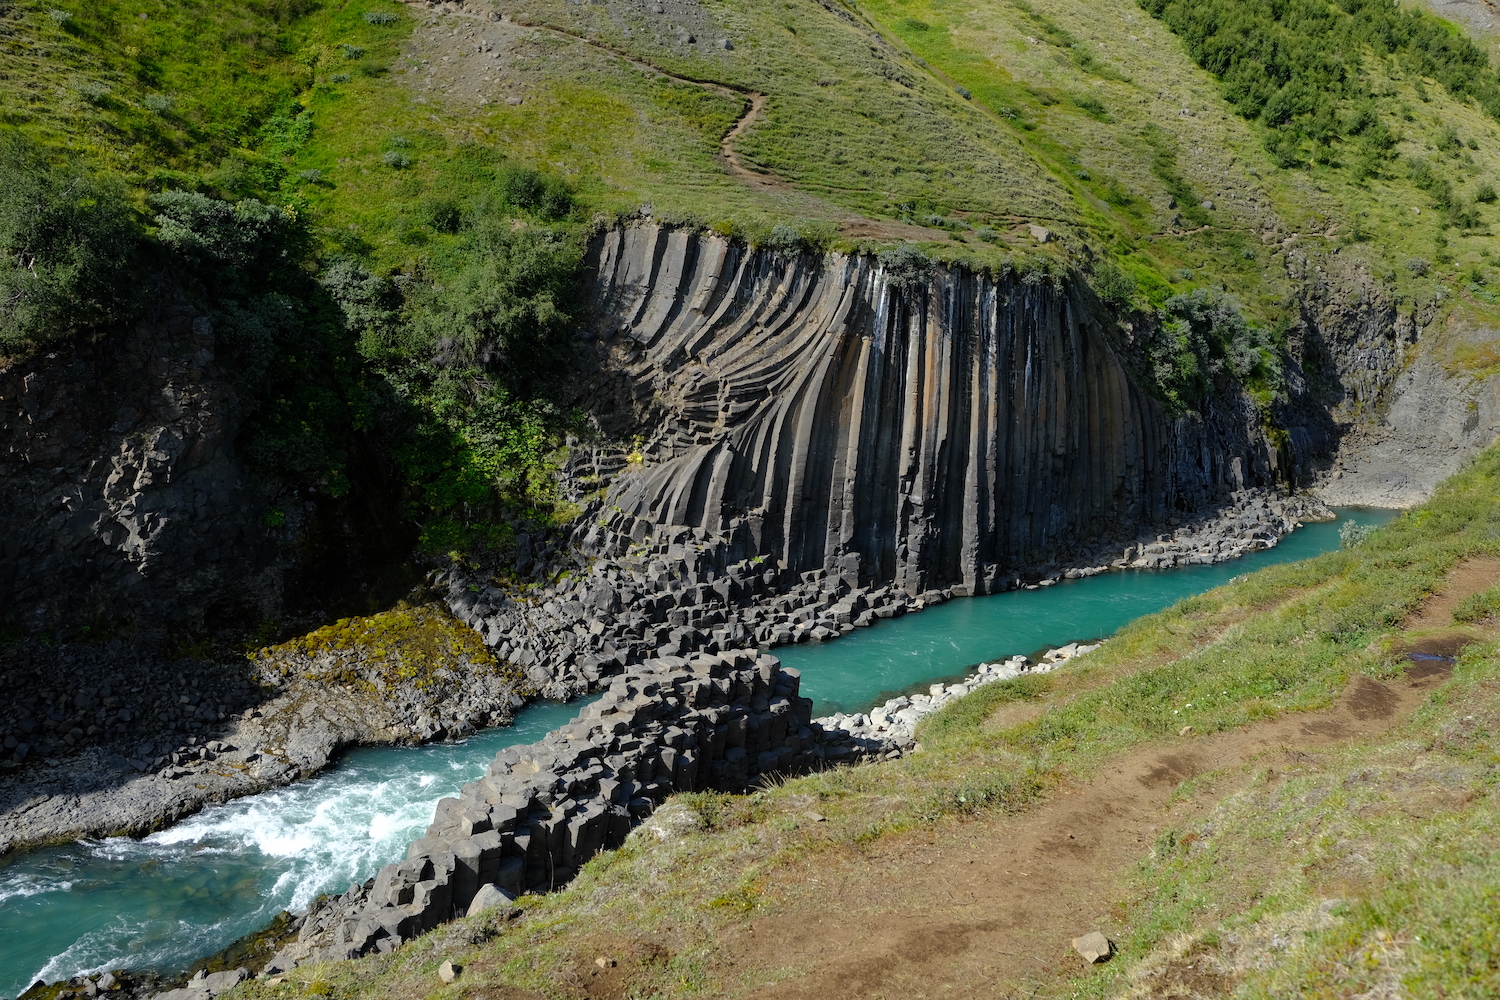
top-left (1112, 492), bottom-right (1332, 571)
top-left (264, 648), bottom-right (892, 970)
top-left (817, 643), bottom-right (1102, 745)
top-left (152, 968), bottom-right (248, 1000)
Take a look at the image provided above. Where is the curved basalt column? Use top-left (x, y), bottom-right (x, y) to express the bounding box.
top-left (583, 226), bottom-right (1264, 595)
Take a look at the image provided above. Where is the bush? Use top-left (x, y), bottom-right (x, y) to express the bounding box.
top-left (876, 243), bottom-right (933, 288)
top-left (151, 191), bottom-right (309, 283)
top-left (400, 221), bottom-right (583, 380)
top-left (381, 150), bottom-right (412, 169)
top-left (0, 136), bottom-right (142, 351)
top-left (363, 10), bottom-right (398, 24)
top-left (1092, 261), bottom-right (1138, 311)
top-left (495, 165), bottom-right (573, 220)
top-left (1143, 288), bottom-right (1278, 409)
top-left (1340, 519), bottom-right (1374, 548)
top-left (1477, 183), bottom-right (1498, 204)
top-left (762, 223), bottom-right (806, 253)
top-left (320, 256), bottom-right (401, 352)
top-left (418, 196), bottom-right (463, 233)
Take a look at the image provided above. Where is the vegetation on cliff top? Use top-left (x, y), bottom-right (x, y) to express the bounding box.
top-left (6, 0), bottom-right (1500, 546)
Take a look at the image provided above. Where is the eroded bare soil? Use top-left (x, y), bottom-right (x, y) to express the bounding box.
top-left (683, 561), bottom-right (1500, 999)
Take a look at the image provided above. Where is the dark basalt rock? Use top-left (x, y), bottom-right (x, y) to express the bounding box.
top-left (576, 225), bottom-right (1297, 595)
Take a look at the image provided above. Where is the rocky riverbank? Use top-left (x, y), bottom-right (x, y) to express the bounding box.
top-left (0, 607), bottom-right (530, 854)
top-left (260, 648), bottom-right (894, 973)
top-left (0, 485), bottom-right (1331, 854)
top-left (816, 640), bottom-right (1102, 746)
top-left (436, 485), bottom-right (1334, 702)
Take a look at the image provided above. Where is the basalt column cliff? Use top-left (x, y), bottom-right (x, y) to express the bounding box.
top-left (579, 226), bottom-right (1277, 596)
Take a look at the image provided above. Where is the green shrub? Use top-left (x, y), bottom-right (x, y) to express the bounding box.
top-left (1092, 261), bottom-right (1138, 311)
top-left (876, 242), bottom-right (933, 287)
top-left (401, 221), bottom-right (583, 380)
top-left (0, 136), bottom-right (143, 352)
top-left (762, 223), bottom-right (807, 253)
top-left (1143, 288), bottom-right (1278, 409)
top-left (150, 191), bottom-right (309, 283)
top-left (1340, 519), bottom-right (1374, 548)
top-left (1453, 584), bottom-right (1500, 623)
top-left (495, 165), bottom-right (573, 220)
top-left (418, 196), bottom-right (463, 234)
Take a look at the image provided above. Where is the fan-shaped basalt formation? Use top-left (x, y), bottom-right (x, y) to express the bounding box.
top-left (580, 225), bottom-right (1280, 595)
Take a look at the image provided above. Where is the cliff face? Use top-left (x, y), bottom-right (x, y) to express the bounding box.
top-left (0, 298), bottom-right (410, 637)
top-left (0, 300), bottom-right (284, 634)
top-left (578, 226), bottom-right (1286, 595)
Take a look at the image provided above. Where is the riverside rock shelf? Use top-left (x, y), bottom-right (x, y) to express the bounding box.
top-left (264, 648), bottom-right (893, 970)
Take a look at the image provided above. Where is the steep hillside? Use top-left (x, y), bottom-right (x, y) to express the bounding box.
top-left (6, 0), bottom-right (1500, 856)
top-left (207, 439), bottom-right (1500, 999)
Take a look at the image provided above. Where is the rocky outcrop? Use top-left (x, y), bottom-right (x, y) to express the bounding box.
top-left (0, 300), bottom-right (283, 635)
top-left (265, 649), bottom-right (891, 969)
top-left (0, 293), bottom-right (414, 642)
top-left (577, 226), bottom-right (1291, 596)
top-left (0, 604), bottom-right (529, 854)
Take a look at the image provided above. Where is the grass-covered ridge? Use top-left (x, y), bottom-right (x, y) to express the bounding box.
top-left (6, 0), bottom-right (1500, 562)
top-left (204, 448), bottom-right (1500, 997)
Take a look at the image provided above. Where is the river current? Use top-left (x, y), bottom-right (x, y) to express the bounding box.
top-left (0, 508), bottom-right (1395, 998)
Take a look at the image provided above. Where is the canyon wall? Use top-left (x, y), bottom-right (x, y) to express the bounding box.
top-left (0, 298), bottom-right (410, 639)
top-left (0, 300), bottom-right (283, 635)
top-left (576, 226), bottom-right (1287, 595)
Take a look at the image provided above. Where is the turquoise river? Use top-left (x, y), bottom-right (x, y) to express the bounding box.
top-left (0, 507), bottom-right (1396, 998)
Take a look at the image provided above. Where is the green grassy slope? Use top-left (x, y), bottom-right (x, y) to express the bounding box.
top-left (11, 0), bottom-right (1500, 302)
top-left (203, 444), bottom-right (1500, 998)
top-left (7, 0), bottom-right (1500, 559)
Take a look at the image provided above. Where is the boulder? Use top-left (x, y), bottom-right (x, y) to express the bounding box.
top-left (466, 882), bottom-right (517, 917)
top-left (1071, 931), bottom-right (1112, 963)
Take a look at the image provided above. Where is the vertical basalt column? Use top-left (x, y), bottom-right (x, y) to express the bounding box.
top-left (585, 226), bottom-right (1250, 592)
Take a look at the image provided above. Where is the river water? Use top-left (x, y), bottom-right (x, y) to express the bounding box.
top-left (0, 508), bottom-right (1395, 998)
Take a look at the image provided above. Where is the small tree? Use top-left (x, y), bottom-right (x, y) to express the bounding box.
top-left (0, 135), bottom-right (142, 351)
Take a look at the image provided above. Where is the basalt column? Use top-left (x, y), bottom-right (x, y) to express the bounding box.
top-left (584, 225), bottom-right (1207, 594)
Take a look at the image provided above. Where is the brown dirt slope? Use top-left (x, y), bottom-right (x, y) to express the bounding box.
top-left (700, 559), bottom-right (1500, 999)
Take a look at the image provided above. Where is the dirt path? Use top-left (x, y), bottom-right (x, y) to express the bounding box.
top-left (701, 561), bottom-right (1500, 999)
top-left (715, 93), bottom-right (774, 191)
top-left (399, 1), bottom-right (960, 243)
